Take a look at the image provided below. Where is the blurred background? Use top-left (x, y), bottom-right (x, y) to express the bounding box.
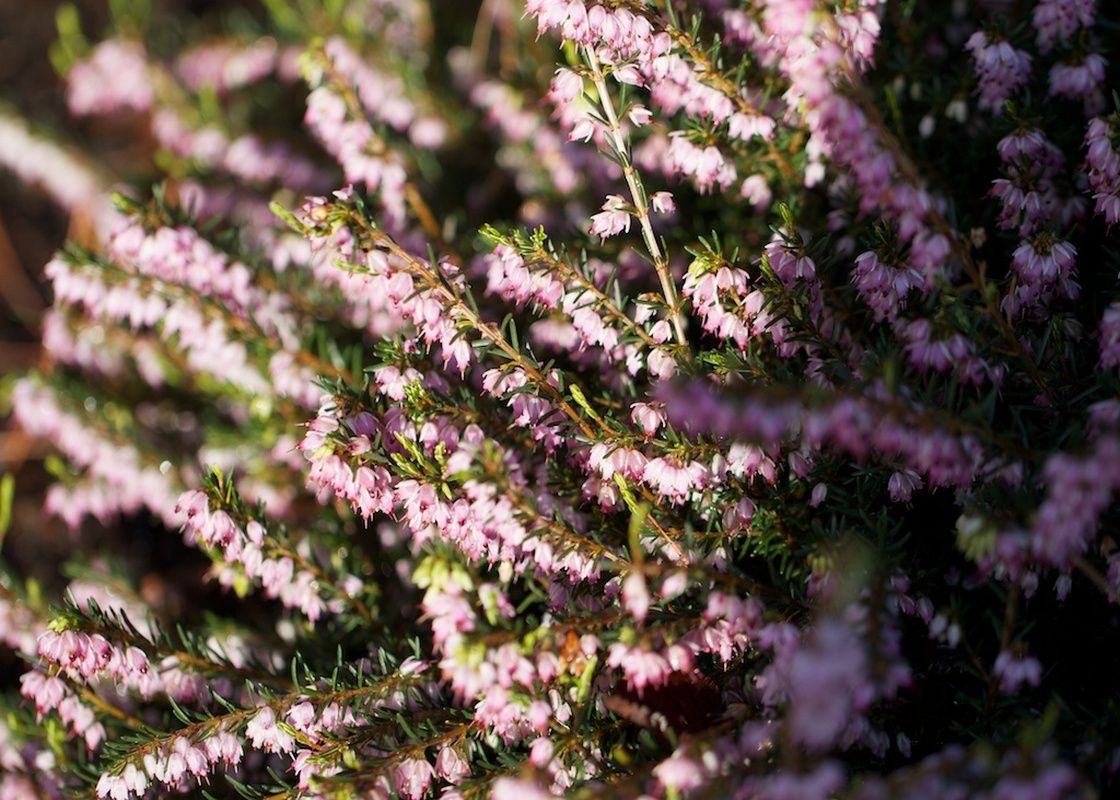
top-left (2, 0), bottom-right (265, 570)
top-left (2, 0), bottom-right (116, 587)
top-left (0, 0), bottom-right (288, 682)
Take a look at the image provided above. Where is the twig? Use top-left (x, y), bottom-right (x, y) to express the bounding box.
top-left (583, 46), bottom-right (688, 350)
top-left (0, 215), bottom-right (46, 332)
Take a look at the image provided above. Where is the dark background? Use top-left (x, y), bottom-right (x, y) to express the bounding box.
top-left (0, 0), bottom-right (253, 684)
top-left (2, 0), bottom-right (116, 584)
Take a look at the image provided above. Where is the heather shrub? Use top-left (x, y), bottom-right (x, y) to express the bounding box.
top-left (2, 0), bottom-right (1120, 797)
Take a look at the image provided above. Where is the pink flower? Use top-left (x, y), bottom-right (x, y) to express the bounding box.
top-left (643, 456), bottom-right (709, 504)
top-left (647, 347), bottom-right (678, 380)
top-left (650, 191), bottom-right (675, 214)
top-left (203, 730), bottom-right (243, 766)
top-left (628, 104), bottom-right (653, 126)
top-left (993, 650), bottom-right (1042, 693)
top-left (528, 737), bottom-right (554, 767)
top-left (590, 443), bottom-right (648, 481)
top-left (787, 620), bottom-right (873, 752)
top-left (1099, 302), bottom-right (1120, 370)
top-left (1033, 0), bottom-right (1096, 53)
top-left (728, 112), bottom-right (775, 141)
top-left (1086, 116), bottom-right (1120, 226)
top-left (666, 136), bottom-right (736, 193)
top-left (569, 117), bottom-right (596, 142)
top-left (1049, 54), bottom-right (1106, 113)
top-left (723, 497), bottom-right (756, 533)
top-left (68, 40), bottom-right (153, 116)
top-left (96, 773), bottom-right (126, 800)
top-left (589, 195), bottom-right (631, 238)
top-left (244, 707), bottom-right (295, 754)
top-left (607, 643), bottom-right (672, 695)
top-left (1010, 237), bottom-right (1077, 288)
top-left (740, 174), bottom-right (773, 209)
top-left (392, 757), bottom-right (434, 800)
top-left (435, 745), bottom-right (470, 784)
top-left (621, 572), bottom-right (651, 623)
top-left (654, 751), bottom-right (705, 793)
top-left (491, 778), bottom-right (551, 800)
top-left (612, 64), bottom-right (643, 86)
top-left (549, 68), bottom-right (583, 106)
top-left (965, 32), bottom-right (1032, 113)
top-left (888, 470), bottom-right (923, 503)
top-left (20, 671), bottom-right (67, 716)
top-left (630, 402), bottom-right (666, 436)
top-left (1029, 436), bottom-right (1120, 565)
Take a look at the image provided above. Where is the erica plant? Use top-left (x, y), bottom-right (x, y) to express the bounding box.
top-left (2, 0), bottom-right (1120, 798)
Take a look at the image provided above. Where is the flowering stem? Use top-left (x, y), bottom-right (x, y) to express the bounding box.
top-left (638, 4), bottom-right (796, 179)
top-left (82, 255), bottom-right (353, 395)
top-left (76, 619), bottom-right (298, 691)
top-left (216, 500), bottom-right (379, 625)
top-left (319, 55), bottom-right (456, 257)
top-left (524, 244), bottom-right (660, 349)
top-left (985, 583), bottom-right (1021, 711)
top-left (830, 48), bottom-right (1061, 406)
top-left (582, 45), bottom-right (688, 350)
top-left (355, 218), bottom-right (604, 440)
top-left (96, 670), bottom-right (428, 781)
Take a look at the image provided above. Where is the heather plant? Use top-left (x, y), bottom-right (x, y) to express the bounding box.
top-left (2, 0), bottom-right (1120, 797)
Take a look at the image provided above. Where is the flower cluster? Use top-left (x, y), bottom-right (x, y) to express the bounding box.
top-left (2, 1), bottom-right (1120, 799)
top-left (1086, 114), bottom-right (1120, 225)
top-left (966, 31), bottom-right (1033, 113)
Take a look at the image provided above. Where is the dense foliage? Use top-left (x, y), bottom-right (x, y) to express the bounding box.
top-left (3, 0), bottom-right (1120, 797)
